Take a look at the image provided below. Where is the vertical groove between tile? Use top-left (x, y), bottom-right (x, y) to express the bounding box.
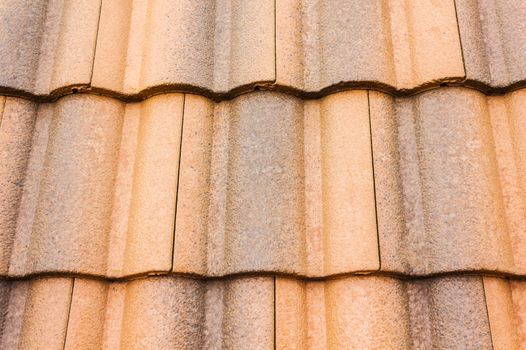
top-left (452, 0), bottom-right (467, 81)
top-left (482, 277), bottom-right (496, 350)
top-left (62, 278), bottom-right (75, 350)
top-left (273, 276), bottom-right (276, 350)
top-left (171, 94), bottom-right (187, 272)
top-left (367, 90), bottom-right (381, 271)
top-left (88, 0), bottom-right (103, 85)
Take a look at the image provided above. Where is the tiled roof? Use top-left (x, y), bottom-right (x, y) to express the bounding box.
top-left (0, 0), bottom-right (525, 349)
top-left (1, 0), bottom-right (526, 100)
top-left (0, 276), bottom-right (524, 349)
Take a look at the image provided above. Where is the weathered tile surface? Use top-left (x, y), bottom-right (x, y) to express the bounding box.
top-left (370, 88), bottom-right (525, 275)
top-left (456, 0), bottom-right (526, 88)
top-left (0, 0), bottom-right (101, 95)
top-left (1, 94), bottom-right (184, 277)
top-left (276, 275), bottom-right (493, 349)
top-left (276, 0), bottom-right (464, 91)
top-left (174, 91), bottom-right (378, 276)
top-left (92, 0), bottom-right (275, 95)
top-left (0, 276), bottom-right (274, 350)
top-left (483, 277), bottom-right (526, 350)
top-left (0, 278), bottom-right (73, 350)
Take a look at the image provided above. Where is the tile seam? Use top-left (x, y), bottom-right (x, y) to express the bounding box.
top-left (273, 276), bottom-right (276, 350)
top-left (367, 90), bottom-right (382, 272)
top-left (170, 93), bottom-right (186, 272)
top-left (452, 0), bottom-right (468, 83)
top-left (1, 269), bottom-right (526, 284)
top-left (273, 0), bottom-right (277, 85)
top-left (61, 278), bottom-right (75, 350)
top-left (2, 80), bottom-right (526, 104)
top-left (0, 97), bottom-right (5, 128)
top-left (481, 277), bottom-right (496, 350)
top-left (88, 0), bottom-right (103, 86)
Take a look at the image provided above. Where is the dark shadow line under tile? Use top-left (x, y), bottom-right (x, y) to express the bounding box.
top-left (2, 78), bottom-right (526, 105)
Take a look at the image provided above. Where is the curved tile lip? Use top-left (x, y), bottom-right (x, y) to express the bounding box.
top-left (2, 78), bottom-right (526, 103)
top-left (1, 268), bottom-right (525, 283)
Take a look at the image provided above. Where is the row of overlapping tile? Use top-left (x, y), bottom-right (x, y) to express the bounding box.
top-left (0, 87), bottom-right (525, 278)
top-left (0, 275), bottom-right (524, 349)
top-left (1, 0), bottom-right (526, 99)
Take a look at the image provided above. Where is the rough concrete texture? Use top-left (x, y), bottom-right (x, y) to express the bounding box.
top-left (173, 91), bottom-right (377, 276)
top-left (3, 0), bottom-right (526, 96)
top-left (276, 0), bottom-right (464, 91)
top-left (487, 90), bottom-right (526, 273)
top-left (510, 281), bottom-right (526, 347)
top-left (0, 91), bottom-right (377, 278)
top-left (277, 275), bottom-right (493, 349)
top-left (0, 276), bottom-right (273, 350)
top-left (1, 94), bottom-right (184, 278)
top-left (0, 98), bottom-right (37, 274)
top-left (92, 0), bottom-right (275, 94)
top-left (0, 278), bottom-right (73, 350)
top-left (0, 0), bottom-right (101, 94)
top-left (456, 0), bottom-right (526, 87)
top-left (2, 89), bottom-right (526, 278)
top-left (370, 88), bottom-right (523, 275)
top-left (483, 277), bottom-right (526, 350)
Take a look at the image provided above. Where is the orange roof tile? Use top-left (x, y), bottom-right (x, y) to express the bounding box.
top-left (0, 1), bottom-right (525, 348)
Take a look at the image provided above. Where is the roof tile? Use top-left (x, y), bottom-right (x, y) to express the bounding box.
top-left (4, 277), bottom-right (274, 349)
top-left (0, 98), bottom-right (38, 275)
top-left (483, 277), bottom-right (526, 350)
top-left (2, 94), bottom-right (184, 277)
top-left (174, 91), bottom-right (377, 276)
top-left (456, 0), bottom-right (526, 88)
top-left (370, 88), bottom-right (524, 275)
top-left (92, 0), bottom-right (275, 95)
top-left (276, 275), bottom-right (493, 349)
top-left (0, 278), bottom-right (73, 350)
top-left (276, 0), bottom-right (464, 91)
top-left (0, 0), bottom-right (101, 95)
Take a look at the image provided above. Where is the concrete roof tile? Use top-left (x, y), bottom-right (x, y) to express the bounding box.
top-left (483, 277), bottom-right (526, 350)
top-left (276, 0), bottom-right (464, 91)
top-left (174, 91), bottom-right (377, 276)
top-left (370, 88), bottom-right (524, 275)
top-left (0, 0), bottom-right (101, 95)
top-left (276, 275), bottom-right (493, 349)
top-left (456, 0), bottom-right (526, 88)
top-left (0, 278), bottom-right (73, 350)
top-left (92, 0), bottom-right (275, 95)
top-left (1, 94), bottom-right (184, 278)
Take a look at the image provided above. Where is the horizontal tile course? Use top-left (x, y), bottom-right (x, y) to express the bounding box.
top-left (276, 0), bottom-right (464, 91)
top-left (0, 91), bottom-right (380, 278)
top-left (276, 275), bottom-right (499, 349)
top-left (1, 88), bottom-right (526, 278)
top-left (1, 275), bottom-right (522, 349)
top-left (0, 276), bottom-right (274, 350)
top-left (1, 0), bottom-right (526, 98)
